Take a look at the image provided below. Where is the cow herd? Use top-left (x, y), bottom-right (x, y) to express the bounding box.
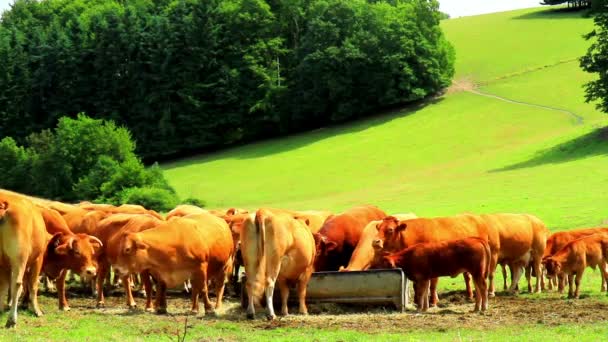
top-left (0, 188), bottom-right (607, 329)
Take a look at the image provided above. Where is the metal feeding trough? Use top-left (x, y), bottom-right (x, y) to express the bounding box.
top-left (241, 268), bottom-right (410, 312)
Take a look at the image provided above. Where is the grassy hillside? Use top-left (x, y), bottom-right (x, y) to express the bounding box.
top-left (164, 7), bottom-right (608, 230)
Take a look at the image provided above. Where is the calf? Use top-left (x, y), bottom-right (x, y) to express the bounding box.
top-left (112, 213), bottom-right (234, 315)
top-left (339, 213), bottom-right (417, 272)
top-left (378, 237), bottom-right (491, 312)
top-left (241, 209), bottom-right (315, 320)
top-left (543, 227), bottom-right (608, 292)
top-left (542, 233), bottom-right (608, 299)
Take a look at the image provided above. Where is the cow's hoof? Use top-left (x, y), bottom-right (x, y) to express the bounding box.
top-left (96, 302), bottom-right (105, 308)
top-left (60, 306), bottom-right (71, 312)
top-left (145, 307), bottom-right (155, 313)
top-left (266, 314), bottom-right (276, 321)
top-left (246, 312), bottom-right (255, 320)
top-left (205, 310), bottom-right (217, 317)
top-left (488, 292), bottom-right (496, 298)
top-left (156, 308), bottom-right (168, 315)
top-left (5, 319), bottom-right (16, 329)
top-left (128, 304), bottom-right (137, 311)
top-left (33, 310), bottom-right (44, 317)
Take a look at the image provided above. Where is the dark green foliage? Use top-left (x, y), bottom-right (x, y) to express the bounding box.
top-left (581, 13), bottom-right (608, 113)
top-left (119, 187), bottom-right (179, 212)
top-left (181, 197), bottom-right (207, 208)
top-left (0, 0), bottom-right (454, 160)
top-left (0, 114), bottom-right (180, 207)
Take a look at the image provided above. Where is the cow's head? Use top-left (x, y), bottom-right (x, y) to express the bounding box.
top-left (44, 233), bottom-right (103, 280)
top-left (0, 201), bottom-right (8, 224)
top-left (372, 216), bottom-right (407, 250)
top-left (380, 252), bottom-right (397, 269)
top-left (113, 232), bottom-right (148, 276)
top-left (313, 233), bottom-right (338, 271)
top-left (542, 256), bottom-right (561, 277)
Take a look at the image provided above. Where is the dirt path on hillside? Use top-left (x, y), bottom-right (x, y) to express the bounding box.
top-left (448, 59), bottom-right (585, 125)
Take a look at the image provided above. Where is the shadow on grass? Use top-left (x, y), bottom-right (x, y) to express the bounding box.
top-left (165, 96), bottom-right (444, 165)
top-left (512, 6), bottom-right (589, 20)
top-left (491, 127), bottom-right (608, 172)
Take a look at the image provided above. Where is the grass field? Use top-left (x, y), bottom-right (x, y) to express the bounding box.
top-left (9, 5), bottom-right (608, 341)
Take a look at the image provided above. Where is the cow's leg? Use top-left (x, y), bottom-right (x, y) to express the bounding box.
top-left (245, 276), bottom-right (257, 319)
top-left (277, 278), bottom-right (289, 316)
top-left (567, 273), bottom-right (575, 298)
top-left (123, 275), bottom-right (136, 309)
top-left (189, 276), bottom-right (201, 315)
top-left (6, 257), bottom-right (28, 328)
top-left (532, 256), bottom-right (542, 294)
top-left (57, 269), bottom-right (70, 311)
top-left (558, 273), bottom-right (566, 293)
top-left (297, 266), bottom-right (313, 315)
top-left (473, 275), bottom-right (482, 312)
top-left (141, 271), bottom-right (154, 312)
top-left (508, 263), bottom-right (524, 293)
top-left (155, 281), bottom-right (168, 314)
top-left (0, 268), bottom-right (9, 312)
top-left (200, 265), bottom-right (214, 316)
top-left (96, 260), bottom-right (109, 308)
top-left (43, 276), bottom-right (56, 293)
top-left (463, 272), bottom-right (473, 299)
top-left (264, 277), bottom-right (277, 320)
top-left (525, 264), bottom-right (532, 293)
top-left (501, 264), bottom-right (508, 291)
top-left (574, 270), bottom-right (583, 299)
top-left (601, 261), bottom-right (608, 292)
top-left (25, 255), bottom-right (44, 317)
top-left (429, 278), bottom-right (439, 306)
top-left (487, 252), bottom-right (498, 297)
top-left (214, 262), bottom-right (230, 312)
top-left (414, 281), bottom-right (424, 312)
top-left (422, 279), bottom-right (431, 312)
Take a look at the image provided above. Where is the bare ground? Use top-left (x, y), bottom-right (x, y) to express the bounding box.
top-left (35, 285), bottom-right (608, 335)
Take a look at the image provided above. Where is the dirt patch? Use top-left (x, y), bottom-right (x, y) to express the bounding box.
top-left (42, 287), bottom-right (608, 334)
top-left (446, 77), bottom-right (477, 94)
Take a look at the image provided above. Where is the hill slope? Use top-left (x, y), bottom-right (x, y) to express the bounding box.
top-left (164, 7), bottom-right (608, 230)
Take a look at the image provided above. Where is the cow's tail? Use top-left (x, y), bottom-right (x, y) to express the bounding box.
top-left (482, 239), bottom-right (492, 280)
top-left (250, 210), bottom-right (267, 301)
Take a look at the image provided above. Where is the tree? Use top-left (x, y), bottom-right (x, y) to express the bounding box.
top-left (581, 13), bottom-right (608, 113)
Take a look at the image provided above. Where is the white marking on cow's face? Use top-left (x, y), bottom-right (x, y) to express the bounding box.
top-left (80, 266), bottom-right (97, 280)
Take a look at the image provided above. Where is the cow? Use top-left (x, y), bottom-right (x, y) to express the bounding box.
top-left (543, 233), bottom-right (608, 299)
top-left (372, 214), bottom-right (498, 305)
top-left (543, 227), bottom-right (608, 292)
top-left (112, 213), bottom-right (234, 315)
top-left (241, 209), bottom-right (315, 320)
top-left (481, 214), bottom-right (548, 294)
top-left (339, 213), bottom-right (418, 272)
top-left (166, 204), bottom-right (208, 221)
top-left (42, 233), bottom-right (103, 310)
top-left (313, 205), bottom-right (386, 271)
top-left (0, 193), bottom-right (48, 327)
top-left (377, 237), bottom-right (491, 312)
top-left (78, 202), bottom-right (164, 221)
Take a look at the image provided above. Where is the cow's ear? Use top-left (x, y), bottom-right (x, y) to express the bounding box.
top-left (396, 222), bottom-right (408, 232)
top-left (55, 243), bottom-right (70, 255)
top-left (325, 241), bottom-right (338, 252)
top-left (134, 239), bottom-right (148, 250)
top-left (0, 201), bottom-right (8, 209)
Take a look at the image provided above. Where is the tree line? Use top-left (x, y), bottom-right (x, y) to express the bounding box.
top-left (0, 0), bottom-right (454, 161)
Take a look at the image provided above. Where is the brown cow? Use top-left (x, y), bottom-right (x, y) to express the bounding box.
top-left (481, 214), bottom-right (548, 294)
top-left (96, 214), bottom-right (163, 309)
top-left (543, 227), bottom-right (608, 292)
top-left (372, 214), bottom-right (498, 305)
top-left (340, 213), bottom-right (417, 272)
top-left (313, 205), bottom-right (386, 271)
top-left (0, 193), bottom-right (48, 327)
top-left (543, 233), bottom-right (608, 299)
top-left (378, 237), bottom-right (491, 312)
top-left (42, 233), bottom-right (103, 310)
top-left (166, 204), bottom-right (208, 220)
top-left (241, 209), bottom-right (315, 320)
top-left (112, 213), bottom-right (234, 315)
